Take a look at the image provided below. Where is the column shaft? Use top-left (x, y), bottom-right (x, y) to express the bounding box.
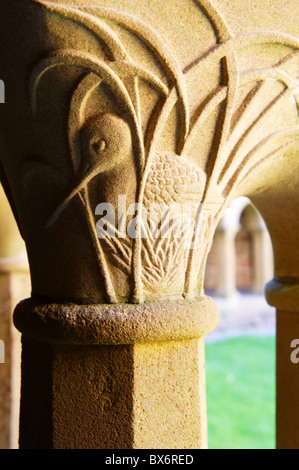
top-left (266, 280), bottom-right (299, 449)
top-left (14, 297), bottom-right (218, 449)
top-left (19, 336), bottom-right (206, 449)
top-left (0, 270), bottom-right (30, 449)
top-left (276, 310), bottom-right (299, 449)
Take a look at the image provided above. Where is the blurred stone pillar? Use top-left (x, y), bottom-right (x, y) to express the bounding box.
top-left (214, 228), bottom-right (239, 298)
top-left (251, 227), bottom-right (274, 295)
top-left (0, 185), bottom-right (30, 449)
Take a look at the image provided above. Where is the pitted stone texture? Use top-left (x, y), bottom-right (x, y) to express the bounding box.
top-left (19, 335), bottom-right (206, 449)
top-left (13, 296), bottom-right (219, 345)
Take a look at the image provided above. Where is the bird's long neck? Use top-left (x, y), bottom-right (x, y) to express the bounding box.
top-left (46, 150), bottom-right (137, 229)
top-left (89, 153), bottom-right (138, 225)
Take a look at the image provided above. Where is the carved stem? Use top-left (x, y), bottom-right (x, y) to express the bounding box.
top-left (80, 187), bottom-right (118, 303)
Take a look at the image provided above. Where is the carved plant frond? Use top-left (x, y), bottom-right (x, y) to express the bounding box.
top-left (80, 4), bottom-right (190, 140)
top-left (183, 49), bottom-right (299, 293)
top-left (181, 86), bottom-right (228, 157)
top-left (241, 68), bottom-right (299, 90)
top-left (194, 0), bottom-right (232, 42)
top-left (35, 1), bottom-right (129, 61)
top-left (68, 73), bottom-right (102, 175)
top-left (97, 226), bottom-right (132, 276)
top-left (184, 32), bottom-right (299, 77)
top-left (217, 88), bottom-right (288, 186)
top-left (224, 126), bottom-right (299, 199)
top-left (30, 49), bottom-right (145, 168)
top-left (183, 33), bottom-right (299, 165)
top-left (36, 0), bottom-right (189, 143)
top-left (109, 61), bottom-right (169, 96)
top-left (183, 45), bottom-right (299, 194)
top-left (79, 187), bottom-right (118, 304)
top-left (96, 205), bottom-right (193, 291)
top-left (217, 80), bottom-right (299, 190)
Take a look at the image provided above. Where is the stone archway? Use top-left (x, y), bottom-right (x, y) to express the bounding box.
top-left (205, 197), bottom-right (274, 298)
top-left (237, 204), bottom-right (274, 295)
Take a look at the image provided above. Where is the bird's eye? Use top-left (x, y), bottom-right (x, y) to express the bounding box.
top-left (91, 138), bottom-right (107, 154)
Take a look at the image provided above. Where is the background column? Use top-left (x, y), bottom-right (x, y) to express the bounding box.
top-left (0, 185), bottom-right (30, 449)
top-left (266, 281), bottom-right (299, 449)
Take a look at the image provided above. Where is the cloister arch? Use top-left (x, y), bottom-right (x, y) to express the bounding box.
top-left (205, 197), bottom-right (274, 298)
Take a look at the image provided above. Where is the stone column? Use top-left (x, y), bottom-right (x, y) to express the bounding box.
top-left (0, 185), bottom-right (30, 449)
top-left (0, 266), bottom-right (30, 449)
top-left (14, 297), bottom-right (218, 449)
top-left (213, 228), bottom-right (239, 298)
top-left (266, 281), bottom-right (299, 449)
top-left (0, 0), bottom-right (299, 450)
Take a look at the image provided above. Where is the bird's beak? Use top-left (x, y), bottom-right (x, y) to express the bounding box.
top-left (46, 166), bottom-right (94, 228)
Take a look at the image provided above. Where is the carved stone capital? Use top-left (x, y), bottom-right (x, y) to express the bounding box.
top-left (0, 0), bottom-right (298, 306)
top-left (1, 0), bottom-right (299, 450)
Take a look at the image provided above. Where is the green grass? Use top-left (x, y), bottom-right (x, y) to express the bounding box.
top-left (205, 335), bottom-right (275, 449)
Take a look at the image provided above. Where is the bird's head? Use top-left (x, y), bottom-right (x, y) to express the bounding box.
top-left (80, 113), bottom-right (132, 176)
top-left (46, 113), bottom-right (133, 228)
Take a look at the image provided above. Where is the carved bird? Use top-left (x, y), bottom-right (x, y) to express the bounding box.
top-left (46, 111), bottom-right (207, 293)
top-left (47, 113), bottom-right (132, 227)
top-left (48, 112), bottom-right (206, 228)
top-left (140, 152), bottom-right (207, 290)
top-left (143, 152), bottom-right (206, 209)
